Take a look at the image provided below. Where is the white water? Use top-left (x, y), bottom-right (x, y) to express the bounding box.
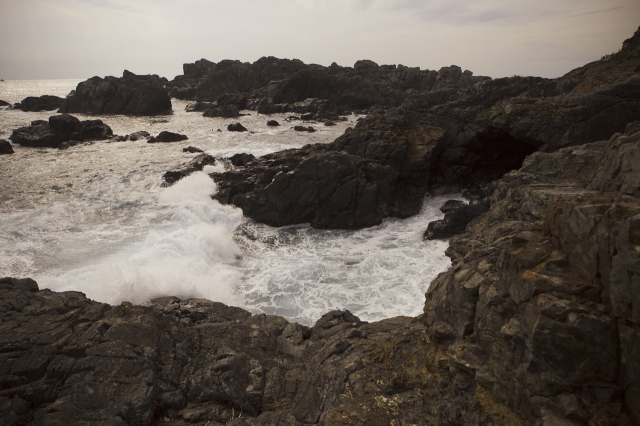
top-left (0, 79), bottom-right (457, 325)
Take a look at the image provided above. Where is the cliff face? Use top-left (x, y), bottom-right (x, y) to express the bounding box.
top-left (424, 123), bottom-right (640, 425)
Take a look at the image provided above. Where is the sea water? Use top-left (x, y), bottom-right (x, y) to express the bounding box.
top-left (0, 80), bottom-right (456, 325)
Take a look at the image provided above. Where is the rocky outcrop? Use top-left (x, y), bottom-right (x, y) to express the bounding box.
top-left (148, 131), bottom-right (188, 143)
top-left (202, 104), bottom-right (239, 118)
top-left (0, 139), bottom-right (14, 154)
top-left (8, 114), bottom-right (113, 148)
top-left (162, 154), bottom-right (216, 186)
top-left (424, 200), bottom-right (487, 239)
top-left (0, 277), bottom-right (498, 426)
top-left (423, 122), bottom-right (640, 425)
top-left (58, 70), bottom-right (171, 115)
top-left (13, 95), bottom-right (64, 112)
top-left (208, 27), bottom-right (640, 230)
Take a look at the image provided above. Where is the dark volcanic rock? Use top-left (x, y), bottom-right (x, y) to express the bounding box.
top-left (424, 200), bottom-right (488, 239)
top-left (266, 120), bottom-right (280, 126)
top-left (229, 152), bottom-right (255, 166)
top-left (162, 153), bottom-right (216, 186)
top-left (128, 130), bottom-right (150, 141)
top-left (183, 146), bottom-right (204, 153)
top-left (14, 95), bottom-right (64, 112)
top-left (227, 123), bottom-right (247, 132)
top-left (324, 121), bottom-right (336, 126)
top-left (58, 70), bottom-right (171, 115)
top-left (0, 99), bottom-right (10, 107)
top-left (0, 277), bottom-right (496, 426)
top-left (8, 114), bottom-right (113, 148)
top-left (148, 131), bottom-right (188, 143)
top-left (0, 139), bottom-right (14, 154)
top-left (423, 122), bottom-right (640, 426)
top-left (202, 104), bottom-right (239, 118)
top-left (293, 125), bottom-right (315, 132)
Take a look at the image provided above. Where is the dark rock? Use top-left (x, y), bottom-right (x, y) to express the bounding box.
top-left (229, 153), bottom-right (255, 167)
top-left (293, 126), bottom-right (315, 132)
top-left (324, 121), bottom-right (336, 126)
top-left (162, 154), bottom-right (216, 186)
top-left (183, 146), bottom-right (204, 153)
top-left (14, 95), bottom-right (64, 112)
top-left (0, 139), bottom-right (14, 154)
top-left (185, 101), bottom-right (215, 112)
top-left (424, 201), bottom-right (488, 240)
top-left (203, 104), bottom-right (239, 118)
top-left (8, 114), bottom-right (113, 148)
top-left (0, 99), bottom-right (10, 107)
top-left (58, 70), bottom-right (171, 115)
top-left (267, 120), bottom-right (280, 127)
top-left (228, 123), bottom-right (247, 132)
top-left (147, 131), bottom-right (188, 143)
top-left (128, 131), bottom-right (150, 141)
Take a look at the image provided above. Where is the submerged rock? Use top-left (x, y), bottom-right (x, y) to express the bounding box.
top-left (8, 114), bottom-right (113, 148)
top-left (14, 95), bottom-right (64, 112)
top-left (0, 99), bottom-right (10, 107)
top-left (183, 146), bottom-right (204, 153)
top-left (128, 130), bottom-right (150, 141)
top-left (0, 139), bottom-right (14, 154)
top-left (266, 120), bottom-right (280, 126)
top-left (293, 125), bottom-right (315, 132)
top-left (202, 104), bottom-right (239, 118)
top-left (147, 131), bottom-right (188, 143)
top-left (162, 153), bottom-right (216, 186)
top-left (58, 70), bottom-right (171, 115)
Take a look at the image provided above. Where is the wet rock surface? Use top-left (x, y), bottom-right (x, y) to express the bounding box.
top-left (13, 95), bottom-right (64, 112)
top-left (8, 114), bottom-right (113, 148)
top-left (58, 70), bottom-right (171, 115)
top-left (228, 123), bottom-right (248, 132)
top-left (148, 131), bottom-right (189, 143)
top-left (162, 154), bottom-right (216, 186)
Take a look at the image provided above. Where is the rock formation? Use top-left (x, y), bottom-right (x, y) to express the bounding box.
top-left (8, 114), bottom-right (113, 148)
top-left (148, 131), bottom-right (188, 143)
top-left (13, 95), bottom-right (64, 112)
top-left (58, 70), bottom-right (171, 115)
top-left (0, 139), bottom-right (14, 154)
top-left (0, 99), bottom-right (10, 107)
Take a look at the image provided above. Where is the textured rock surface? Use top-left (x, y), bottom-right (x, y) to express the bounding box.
top-left (423, 122), bottom-right (640, 426)
top-left (58, 70), bottom-right (171, 115)
top-left (162, 154), bottom-right (216, 186)
top-left (14, 95), bottom-right (64, 112)
top-left (9, 114), bottom-right (113, 148)
top-left (148, 131), bottom-right (188, 143)
top-left (208, 27), bottom-right (640, 230)
top-left (0, 139), bottom-right (14, 155)
top-left (0, 278), bottom-right (499, 426)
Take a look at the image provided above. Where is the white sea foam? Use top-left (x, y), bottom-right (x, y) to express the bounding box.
top-left (36, 173), bottom-right (245, 306)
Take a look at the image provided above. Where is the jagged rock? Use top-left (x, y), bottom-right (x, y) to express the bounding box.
top-left (0, 277), bottom-right (497, 426)
top-left (424, 201), bottom-right (488, 239)
top-left (423, 122), bottom-right (640, 426)
top-left (203, 104), bottom-right (239, 118)
top-left (293, 126), bottom-right (315, 132)
top-left (13, 95), bottom-right (63, 112)
top-left (162, 154), bottom-right (216, 186)
top-left (227, 123), bottom-right (247, 132)
top-left (229, 153), bottom-right (255, 166)
top-left (183, 146), bottom-right (204, 153)
top-left (0, 139), bottom-right (14, 154)
top-left (147, 131), bottom-right (188, 143)
top-left (8, 114), bottom-right (113, 148)
top-left (128, 131), bottom-right (150, 141)
top-left (58, 70), bottom-right (171, 115)
top-left (266, 120), bottom-right (280, 127)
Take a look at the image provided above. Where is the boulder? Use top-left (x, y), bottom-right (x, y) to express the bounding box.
top-left (8, 114), bottom-right (113, 148)
top-left (267, 120), bottom-right (280, 126)
top-left (293, 125), bottom-right (315, 132)
top-left (202, 104), bottom-right (239, 118)
top-left (0, 139), bottom-right (14, 154)
top-left (227, 123), bottom-right (247, 132)
top-left (0, 99), bottom-right (10, 107)
top-left (162, 154), bottom-right (216, 186)
top-left (128, 131), bottom-right (150, 141)
top-left (183, 146), bottom-right (204, 153)
top-left (58, 70), bottom-right (171, 115)
top-left (148, 131), bottom-right (188, 143)
top-left (14, 95), bottom-right (64, 112)
top-left (229, 153), bottom-right (255, 166)
top-left (324, 121), bottom-right (336, 126)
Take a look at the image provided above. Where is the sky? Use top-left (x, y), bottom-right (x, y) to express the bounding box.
top-left (0, 0), bottom-right (638, 81)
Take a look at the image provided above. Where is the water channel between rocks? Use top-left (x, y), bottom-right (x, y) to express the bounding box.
top-left (0, 80), bottom-right (456, 325)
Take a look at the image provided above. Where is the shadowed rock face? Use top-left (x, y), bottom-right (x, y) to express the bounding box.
top-left (13, 95), bottom-right (64, 112)
top-left (8, 114), bottom-right (113, 148)
top-left (424, 122), bottom-right (640, 425)
top-left (58, 70), bottom-right (171, 115)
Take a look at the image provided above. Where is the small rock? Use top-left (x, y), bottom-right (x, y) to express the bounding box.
top-left (267, 120), bottom-right (280, 127)
top-left (294, 126), bottom-right (315, 132)
top-left (148, 131), bottom-right (188, 143)
top-left (114, 135), bottom-right (129, 142)
top-left (0, 100), bottom-right (10, 107)
top-left (0, 139), bottom-right (14, 155)
top-left (229, 153), bottom-right (255, 167)
top-left (183, 146), bottom-right (204, 153)
top-left (228, 123), bottom-right (248, 132)
top-left (203, 104), bottom-right (239, 118)
top-left (324, 121), bottom-right (336, 126)
top-left (128, 131), bottom-right (150, 141)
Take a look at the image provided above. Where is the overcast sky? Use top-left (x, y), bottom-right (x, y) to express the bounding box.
top-left (1, 0), bottom-right (638, 80)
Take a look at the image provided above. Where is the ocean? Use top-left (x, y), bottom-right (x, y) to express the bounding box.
top-left (0, 79), bottom-right (456, 325)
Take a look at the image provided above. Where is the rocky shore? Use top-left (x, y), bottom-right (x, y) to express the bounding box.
top-left (2, 25), bottom-right (639, 426)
